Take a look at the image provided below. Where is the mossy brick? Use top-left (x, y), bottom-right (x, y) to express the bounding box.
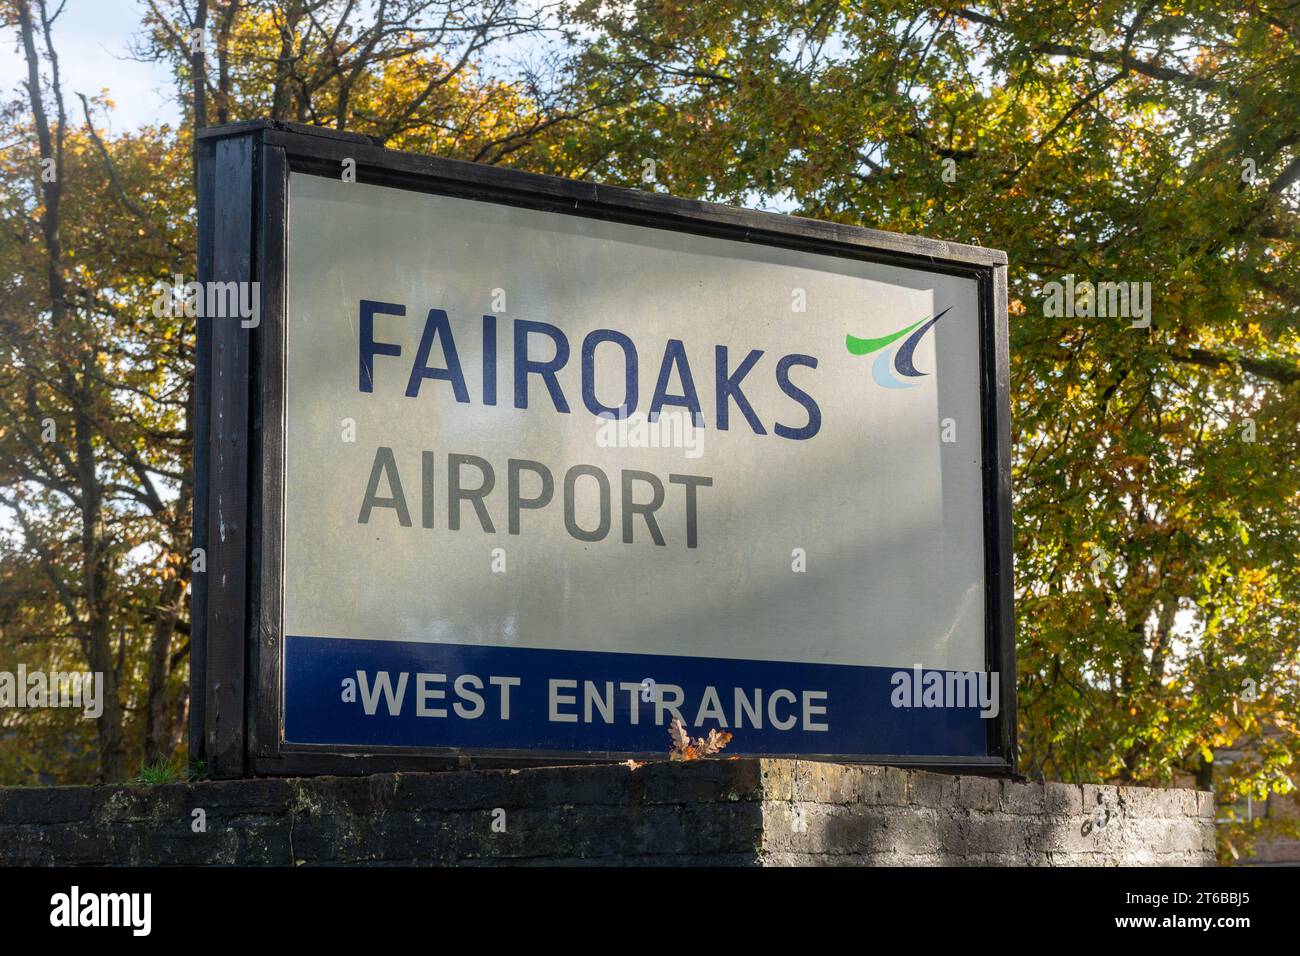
top-left (231, 816), bottom-right (297, 863)
top-left (573, 804), bottom-right (716, 858)
top-left (998, 778), bottom-right (1047, 815)
top-left (307, 773), bottom-right (396, 816)
top-left (0, 785), bottom-right (98, 824)
top-left (192, 776), bottom-right (294, 815)
top-left (0, 759), bottom-right (1213, 866)
top-left (1044, 814), bottom-right (1125, 855)
top-left (285, 816), bottom-right (343, 863)
top-left (388, 768), bottom-right (508, 811)
top-left (1042, 781), bottom-right (1082, 816)
top-left (1114, 784), bottom-right (1169, 820)
top-left (632, 758), bottom-right (761, 804)
top-left (960, 812), bottom-right (1029, 856)
top-left (458, 805), bottom-right (597, 859)
top-left (792, 761), bottom-right (878, 804)
top-left (93, 783), bottom-right (189, 825)
top-left (529, 762), bottom-right (651, 806)
top-left (1023, 812), bottom-right (1077, 856)
top-left (780, 803), bottom-right (893, 855)
top-left (757, 760), bottom-right (796, 800)
top-left (678, 802), bottom-right (763, 854)
top-left (876, 807), bottom-right (946, 855)
top-left (0, 824), bottom-right (49, 864)
top-left (956, 774), bottom-right (1002, 812)
top-left (1170, 788), bottom-right (1201, 818)
top-left (378, 811), bottom-right (463, 862)
top-left (37, 823), bottom-right (109, 865)
top-left (857, 765), bottom-right (910, 806)
top-left (153, 819), bottom-right (283, 866)
top-left (907, 770), bottom-right (959, 808)
top-left (1080, 782), bottom-right (1120, 813)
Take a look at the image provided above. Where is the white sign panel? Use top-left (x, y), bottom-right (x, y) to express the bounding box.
top-left (277, 171), bottom-right (1000, 757)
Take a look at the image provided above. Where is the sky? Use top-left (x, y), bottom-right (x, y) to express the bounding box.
top-left (0, 0), bottom-right (180, 131)
top-left (0, 0), bottom-right (577, 133)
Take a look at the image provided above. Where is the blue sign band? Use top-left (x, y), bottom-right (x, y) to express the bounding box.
top-left (285, 635), bottom-right (990, 756)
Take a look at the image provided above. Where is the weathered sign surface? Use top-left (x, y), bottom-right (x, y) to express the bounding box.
top-left (193, 122), bottom-right (1014, 775)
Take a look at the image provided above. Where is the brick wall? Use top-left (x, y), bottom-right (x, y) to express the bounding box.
top-left (0, 759), bottom-right (1214, 866)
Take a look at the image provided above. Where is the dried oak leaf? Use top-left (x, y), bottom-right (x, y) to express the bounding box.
top-left (668, 718), bottom-right (733, 760)
top-left (698, 729), bottom-right (734, 756)
top-left (668, 717), bottom-right (696, 761)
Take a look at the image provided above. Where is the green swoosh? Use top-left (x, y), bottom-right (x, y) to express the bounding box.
top-left (845, 319), bottom-right (925, 356)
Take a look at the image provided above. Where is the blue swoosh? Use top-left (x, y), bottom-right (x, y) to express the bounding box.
top-left (893, 307), bottom-right (951, 377)
top-left (872, 347), bottom-right (917, 388)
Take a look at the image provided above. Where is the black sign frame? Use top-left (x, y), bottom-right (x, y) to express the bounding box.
top-left (192, 120), bottom-right (1015, 778)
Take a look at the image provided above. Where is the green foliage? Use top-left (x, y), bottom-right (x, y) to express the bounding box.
top-left (134, 757), bottom-right (182, 786)
top-left (0, 0), bottom-right (583, 785)
top-left (2, 0), bottom-right (1296, 866)
top-left (563, 0), bottom-right (1300, 861)
top-left (0, 105), bottom-right (194, 784)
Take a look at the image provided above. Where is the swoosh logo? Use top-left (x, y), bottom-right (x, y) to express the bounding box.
top-left (846, 307), bottom-right (951, 388)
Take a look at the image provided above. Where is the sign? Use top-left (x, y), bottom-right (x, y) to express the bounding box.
top-left (193, 121), bottom-right (1014, 776)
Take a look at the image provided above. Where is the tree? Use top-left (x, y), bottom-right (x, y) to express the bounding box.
top-left (1, 0), bottom-right (193, 782)
top-left (0, 0), bottom-right (584, 783)
top-left (2, 0), bottom-right (1295, 866)
top-left (136, 0), bottom-right (586, 163)
top-left (565, 0), bottom-right (1300, 858)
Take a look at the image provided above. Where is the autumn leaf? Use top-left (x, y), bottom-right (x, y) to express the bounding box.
top-left (668, 717), bottom-right (695, 760)
top-left (668, 718), bottom-right (733, 760)
top-left (698, 729), bottom-right (734, 756)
